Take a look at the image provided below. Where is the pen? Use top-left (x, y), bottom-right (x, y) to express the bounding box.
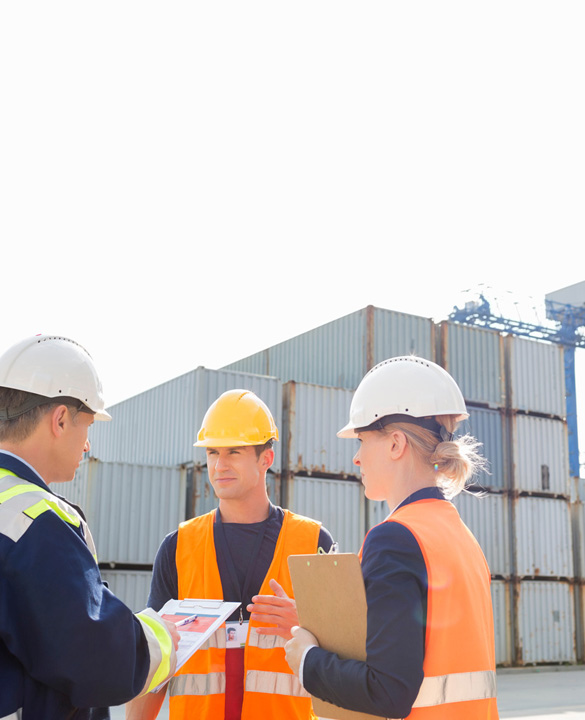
top-left (175, 614), bottom-right (198, 628)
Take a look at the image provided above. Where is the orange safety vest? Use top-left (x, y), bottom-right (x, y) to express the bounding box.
top-left (169, 508), bottom-right (321, 720)
top-left (369, 497), bottom-right (498, 719)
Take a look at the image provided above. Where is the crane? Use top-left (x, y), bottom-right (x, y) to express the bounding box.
top-left (449, 284), bottom-right (585, 478)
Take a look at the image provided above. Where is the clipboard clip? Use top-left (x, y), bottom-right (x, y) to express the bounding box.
top-left (318, 542), bottom-right (339, 554)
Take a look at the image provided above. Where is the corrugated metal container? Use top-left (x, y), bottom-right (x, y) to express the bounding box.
top-left (190, 466), bottom-right (280, 519)
top-left (100, 569), bottom-right (153, 613)
top-left (66, 459), bottom-right (187, 565)
top-left (507, 336), bottom-right (566, 417)
top-left (439, 322), bottom-right (505, 408)
top-left (516, 580), bottom-right (576, 664)
top-left (573, 501), bottom-right (585, 578)
top-left (491, 580), bottom-right (512, 665)
top-left (511, 414), bottom-right (570, 495)
top-left (366, 498), bottom-right (389, 531)
top-left (87, 367), bottom-right (282, 468)
top-left (513, 496), bottom-right (573, 578)
top-left (459, 407), bottom-right (506, 489)
top-left (223, 306), bottom-right (434, 390)
top-left (285, 475), bottom-right (365, 554)
top-left (453, 491), bottom-right (511, 577)
top-left (282, 381), bottom-right (357, 477)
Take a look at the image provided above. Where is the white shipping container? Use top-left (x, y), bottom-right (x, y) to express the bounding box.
top-left (513, 496), bottom-right (574, 578)
top-left (67, 459), bottom-right (187, 565)
top-left (223, 306), bottom-right (434, 391)
top-left (440, 322), bottom-right (505, 408)
top-left (491, 580), bottom-right (512, 666)
top-left (88, 367), bottom-right (282, 468)
top-left (282, 381), bottom-right (357, 477)
top-left (453, 491), bottom-right (510, 577)
top-left (511, 415), bottom-right (570, 495)
top-left (507, 336), bottom-right (565, 418)
top-left (286, 475), bottom-right (365, 554)
top-left (100, 569), bottom-right (153, 613)
top-left (517, 580), bottom-right (576, 664)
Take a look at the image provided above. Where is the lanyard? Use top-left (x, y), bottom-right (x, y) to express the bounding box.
top-left (215, 508), bottom-right (270, 624)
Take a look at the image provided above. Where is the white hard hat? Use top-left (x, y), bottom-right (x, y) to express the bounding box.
top-left (0, 334), bottom-right (111, 421)
top-left (338, 356), bottom-right (467, 439)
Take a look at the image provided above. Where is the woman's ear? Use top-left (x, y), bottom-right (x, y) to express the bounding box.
top-left (388, 430), bottom-right (408, 460)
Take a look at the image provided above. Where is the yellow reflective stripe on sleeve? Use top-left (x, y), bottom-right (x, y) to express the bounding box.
top-left (23, 498), bottom-right (80, 526)
top-left (412, 669), bottom-right (497, 707)
top-left (245, 669), bottom-right (310, 698)
top-left (0, 483), bottom-right (40, 504)
top-left (136, 609), bottom-right (175, 694)
top-left (0, 710), bottom-right (23, 720)
top-left (169, 672), bottom-right (226, 696)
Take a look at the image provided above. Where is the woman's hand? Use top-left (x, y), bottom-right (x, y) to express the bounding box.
top-left (284, 626), bottom-right (319, 676)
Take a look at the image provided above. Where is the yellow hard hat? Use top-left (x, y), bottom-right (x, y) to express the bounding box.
top-left (194, 389), bottom-right (279, 447)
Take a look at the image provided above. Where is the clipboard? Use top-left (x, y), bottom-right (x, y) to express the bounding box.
top-left (288, 553), bottom-right (379, 720)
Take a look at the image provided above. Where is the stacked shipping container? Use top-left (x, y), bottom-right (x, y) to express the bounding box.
top-left (61, 305), bottom-right (581, 665)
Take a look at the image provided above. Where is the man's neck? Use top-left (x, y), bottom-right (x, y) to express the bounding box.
top-left (218, 496), bottom-right (271, 524)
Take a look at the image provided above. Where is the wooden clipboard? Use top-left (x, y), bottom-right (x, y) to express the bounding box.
top-left (288, 553), bottom-right (379, 720)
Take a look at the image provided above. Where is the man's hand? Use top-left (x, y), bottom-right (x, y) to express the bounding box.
top-left (284, 626), bottom-right (319, 676)
top-left (247, 579), bottom-right (299, 640)
top-left (163, 620), bottom-right (180, 651)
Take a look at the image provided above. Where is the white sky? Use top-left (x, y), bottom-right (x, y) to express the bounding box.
top-left (1, 2), bottom-right (584, 465)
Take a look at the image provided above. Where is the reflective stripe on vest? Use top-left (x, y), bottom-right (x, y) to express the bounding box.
top-left (172, 508), bottom-right (321, 720)
top-left (0, 471), bottom-right (97, 561)
top-left (169, 672), bottom-right (225, 696)
top-left (247, 632), bottom-right (286, 650)
top-left (412, 670), bottom-right (497, 708)
top-left (246, 669), bottom-right (310, 698)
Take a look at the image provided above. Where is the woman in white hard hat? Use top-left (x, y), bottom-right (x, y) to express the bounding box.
top-left (284, 356), bottom-right (499, 719)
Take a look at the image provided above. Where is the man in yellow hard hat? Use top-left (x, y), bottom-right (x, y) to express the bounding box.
top-left (127, 389), bottom-right (334, 720)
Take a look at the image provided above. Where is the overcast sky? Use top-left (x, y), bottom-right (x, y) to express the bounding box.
top-left (1, 2), bottom-right (584, 465)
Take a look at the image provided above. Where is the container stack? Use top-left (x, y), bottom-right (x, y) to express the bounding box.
top-left (506, 335), bottom-right (576, 665)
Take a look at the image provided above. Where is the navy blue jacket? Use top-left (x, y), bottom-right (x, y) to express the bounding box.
top-left (0, 452), bottom-right (152, 720)
top-left (302, 488), bottom-right (441, 718)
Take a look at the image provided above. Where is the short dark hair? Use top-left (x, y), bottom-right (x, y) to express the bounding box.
top-left (253, 439), bottom-right (275, 458)
top-left (0, 388), bottom-right (87, 443)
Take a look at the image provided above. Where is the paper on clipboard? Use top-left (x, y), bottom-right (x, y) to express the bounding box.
top-left (288, 553), bottom-right (379, 720)
top-left (154, 598), bottom-right (240, 691)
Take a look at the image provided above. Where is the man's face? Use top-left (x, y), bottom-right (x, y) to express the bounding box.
top-left (206, 445), bottom-right (269, 502)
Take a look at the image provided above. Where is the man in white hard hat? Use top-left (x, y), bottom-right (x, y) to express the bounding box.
top-left (126, 389), bottom-right (335, 720)
top-left (0, 334), bottom-right (179, 720)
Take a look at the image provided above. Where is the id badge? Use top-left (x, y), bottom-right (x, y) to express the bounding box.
top-left (225, 620), bottom-right (248, 648)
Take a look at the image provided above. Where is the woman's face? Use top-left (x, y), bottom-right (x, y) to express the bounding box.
top-left (353, 431), bottom-right (393, 501)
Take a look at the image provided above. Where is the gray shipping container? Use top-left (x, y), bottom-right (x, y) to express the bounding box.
top-left (66, 459), bottom-right (187, 565)
top-left (506, 336), bottom-right (566, 418)
top-left (282, 381), bottom-right (357, 477)
top-left (453, 491), bottom-right (511, 578)
top-left (223, 306), bottom-right (434, 390)
top-left (513, 496), bottom-right (574, 578)
top-left (460, 407), bottom-right (506, 490)
top-left (491, 580), bottom-right (513, 666)
top-left (100, 569), bottom-right (153, 613)
top-left (284, 474), bottom-right (366, 554)
top-left (511, 414), bottom-right (570, 495)
top-left (439, 322), bottom-right (505, 408)
top-left (516, 580), bottom-right (576, 664)
top-left (88, 367), bottom-right (282, 468)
